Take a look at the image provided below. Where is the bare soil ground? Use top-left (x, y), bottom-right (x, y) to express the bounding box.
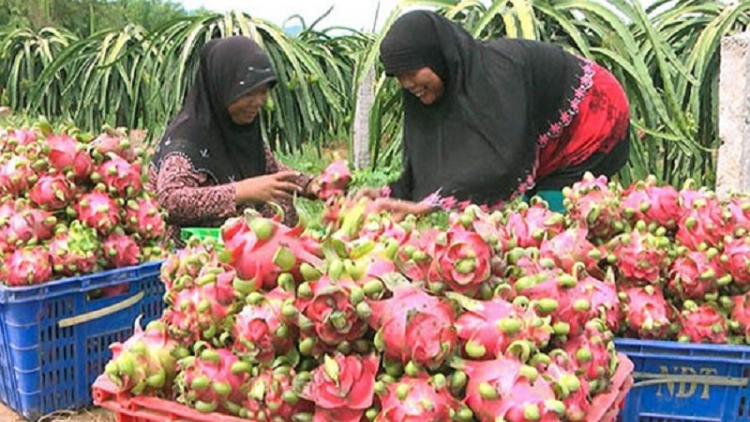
top-left (0, 403), bottom-right (114, 422)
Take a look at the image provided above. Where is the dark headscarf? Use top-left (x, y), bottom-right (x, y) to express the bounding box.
top-left (151, 36), bottom-right (277, 184)
top-left (380, 11), bottom-right (582, 204)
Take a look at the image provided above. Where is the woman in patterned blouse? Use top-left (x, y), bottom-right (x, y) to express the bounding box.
top-left (364, 11), bottom-right (631, 218)
top-left (149, 36), bottom-right (320, 245)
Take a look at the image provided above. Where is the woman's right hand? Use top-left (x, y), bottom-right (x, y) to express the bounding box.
top-left (354, 187), bottom-right (383, 201)
top-left (234, 170), bottom-right (302, 204)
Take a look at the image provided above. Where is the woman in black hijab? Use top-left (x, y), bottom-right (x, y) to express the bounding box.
top-left (368, 10), bottom-right (631, 218)
top-left (148, 36), bottom-right (320, 244)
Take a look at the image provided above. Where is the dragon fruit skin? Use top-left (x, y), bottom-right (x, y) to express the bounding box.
top-left (240, 367), bottom-right (314, 421)
top-left (124, 197), bottom-right (166, 240)
top-left (74, 191), bottom-right (121, 235)
top-left (619, 286), bottom-right (677, 339)
top-left (46, 133), bottom-right (94, 182)
top-left (562, 320), bottom-right (617, 394)
top-left (620, 176), bottom-right (681, 229)
top-left (175, 346), bottom-right (251, 414)
top-left (1, 246), bottom-right (52, 286)
top-left (726, 195), bottom-right (750, 235)
top-left (375, 375), bottom-right (461, 422)
top-left (539, 227), bottom-right (601, 274)
top-left (28, 173), bottom-right (76, 210)
top-left (540, 356), bottom-right (591, 422)
top-left (105, 318), bottom-right (181, 396)
top-left (316, 159), bottom-right (351, 200)
top-left (4, 128), bottom-right (38, 153)
top-left (454, 296), bottom-right (552, 360)
top-left (93, 154), bottom-right (143, 198)
top-left (676, 197), bottom-right (730, 250)
top-left (721, 236), bottom-right (750, 288)
top-left (4, 205), bottom-right (57, 247)
top-left (102, 230), bottom-right (142, 268)
top-left (729, 293), bottom-right (750, 343)
top-left (48, 221), bottom-right (100, 276)
top-left (233, 288), bottom-right (298, 365)
top-left (430, 223), bottom-right (493, 296)
top-left (563, 172), bottom-right (624, 241)
top-left (503, 203), bottom-right (565, 249)
top-left (91, 130), bottom-right (139, 163)
top-left (163, 279), bottom-right (238, 344)
top-left (459, 357), bottom-right (564, 422)
top-left (221, 209), bottom-right (324, 290)
top-left (368, 284), bottom-right (457, 369)
top-left (667, 250), bottom-right (728, 301)
top-left (0, 155), bottom-right (38, 197)
top-left (159, 240), bottom-right (216, 291)
top-left (605, 226), bottom-right (671, 286)
top-left (564, 275), bottom-right (621, 333)
top-left (678, 301), bottom-right (728, 344)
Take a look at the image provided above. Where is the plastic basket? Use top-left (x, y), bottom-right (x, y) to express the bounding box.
top-left (615, 338), bottom-right (750, 421)
top-left (92, 353), bottom-right (634, 422)
top-left (0, 261), bottom-right (165, 421)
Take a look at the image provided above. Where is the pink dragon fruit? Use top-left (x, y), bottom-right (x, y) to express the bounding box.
top-left (729, 293), bottom-right (750, 343)
top-left (453, 295), bottom-right (552, 360)
top-left (232, 288), bottom-right (298, 365)
top-left (667, 249), bottom-right (729, 301)
top-left (90, 129), bottom-right (139, 162)
top-left (159, 239), bottom-right (215, 291)
top-left (503, 203), bottom-right (565, 248)
top-left (1, 246), bottom-right (52, 286)
top-left (726, 195), bottom-right (750, 235)
top-left (503, 247), bottom-right (552, 284)
top-left (48, 221), bottom-right (100, 276)
top-left (565, 275), bottom-right (621, 333)
top-left (395, 227), bottom-right (439, 284)
top-left (163, 280), bottom-right (238, 343)
top-left (0, 155), bottom-right (37, 196)
top-left (539, 226), bottom-right (601, 274)
top-left (175, 345), bottom-right (251, 414)
top-left (3, 128), bottom-right (38, 153)
top-left (563, 172), bottom-right (625, 241)
top-left (678, 301), bottom-right (728, 344)
top-left (620, 176), bottom-right (681, 229)
top-left (457, 356), bottom-right (565, 422)
top-left (239, 366), bottom-right (314, 420)
top-left (28, 174), bottom-right (76, 210)
top-left (619, 286), bottom-right (677, 339)
top-left (74, 191), bottom-right (121, 234)
top-left (368, 284), bottom-right (457, 369)
top-left (105, 318), bottom-right (182, 396)
top-left (46, 133), bottom-right (94, 182)
top-left (298, 353), bottom-right (379, 422)
top-left (511, 271), bottom-right (574, 332)
top-left (375, 375), bottom-right (462, 422)
top-left (93, 154), bottom-right (143, 197)
top-left (4, 204), bottom-right (57, 247)
top-left (676, 196), bottom-right (730, 250)
top-left (124, 196), bottom-right (166, 240)
top-left (315, 159), bottom-right (351, 200)
top-left (539, 353), bottom-right (591, 422)
top-left (102, 230), bottom-right (142, 268)
top-left (562, 319), bottom-right (617, 394)
top-left (220, 209), bottom-right (324, 290)
top-left (429, 223), bottom-right (493, 296)
top-left (605, 225), bottom-right (671, 285)
top-left (721, 236), bottom-right (750, 288)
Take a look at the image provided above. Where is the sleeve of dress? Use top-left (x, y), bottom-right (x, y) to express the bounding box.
top-left (155, 155), bottom-right (237, 224)
top-left (263, 143), bottom-right (314, 195)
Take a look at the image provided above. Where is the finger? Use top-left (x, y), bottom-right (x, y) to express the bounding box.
top-left (271, 189), bottom-right (293, 201)
top-left (277, 182), bottom-right (303, 194)
top-left (274, 170), bottom-right (302, 181)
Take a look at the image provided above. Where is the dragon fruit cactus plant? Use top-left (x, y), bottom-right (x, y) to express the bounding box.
top-left (678, 301), bottom-right (728, 344)
top-left (563, 172), bottom-right (625, 242)
top-left (620, 175), bottom-right (681, 230)
top-left (374, 374), bottom-right (464, 422)
top-left (315, 158), bottom-right (351, 200)
top-left (105, 317), bottom-right (184, 396)
top-left (619, 286), bottom-right (677, 339)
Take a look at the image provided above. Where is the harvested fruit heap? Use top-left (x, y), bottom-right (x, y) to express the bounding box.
top-left (0, 122), bottom-right (167, 287)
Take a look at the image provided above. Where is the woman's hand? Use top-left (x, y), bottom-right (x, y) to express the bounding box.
top-left (234, 170), bottom-right (302, 204)
top-left (372, 198), bottom-right (432, 222)
top-left (355, 187), bottom-right (383, 201)
top-left (303, 178), bottom-right (322, 198)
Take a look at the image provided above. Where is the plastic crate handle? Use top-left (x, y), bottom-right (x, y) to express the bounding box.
top-left (631, 371), bottom-right (749, 389)
top-left (57, 291), bottom-right (145, 328)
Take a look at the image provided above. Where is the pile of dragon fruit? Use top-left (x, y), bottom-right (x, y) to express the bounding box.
top-left (0, 123), bottom-right (167, 287)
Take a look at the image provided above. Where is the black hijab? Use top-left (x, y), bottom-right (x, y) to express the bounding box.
top-left (380, 11), bottom-right (581, 204)
top-left (151, 36), bottom-right (277, 184)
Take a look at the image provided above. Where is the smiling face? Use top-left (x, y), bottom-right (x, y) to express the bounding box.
top-left (396, 67), bottom-right (445, 105)
top-left (227, 84), bottom-right (270, 125)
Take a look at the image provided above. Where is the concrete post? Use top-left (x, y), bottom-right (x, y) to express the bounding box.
top-left (352, 66), bottom-right (376, 170)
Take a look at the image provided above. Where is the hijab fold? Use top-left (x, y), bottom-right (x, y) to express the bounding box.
top-left (152, 36), bottom-right (277, 184)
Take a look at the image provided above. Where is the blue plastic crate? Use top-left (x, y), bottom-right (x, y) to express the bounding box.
top-left (0, 261), bottom-right (165, 421)
top-left (614, 338), bottom-right (750, 422)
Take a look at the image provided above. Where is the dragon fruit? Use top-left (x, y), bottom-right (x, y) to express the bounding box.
top-left (503, 203), bottom-right (565, 248)
top-left (368, 283), bottom-right (457, 369)
top-left (4, 128), bottom-right (38, 153)
top-left (675, 196), bottom-right (730, 250)
top-left (93, 154), bottom-right (143, 197)
top-left (90, 129), bottom-right (140, 162)
top-left (175, 345), bottom-right (251, 414)
top-left (0, 155), bottom-right (37, 196)
top-left (4, 204), bottom-right (57, 247)
top-left (729, 293), bottom-right (750, 343)
top-left (726, 195), bottom-right (750, 235)
top-left (74, 191), bottom-right (121, 234)
top-left (619, 286), bottom-right (677, 339)
top-left (315, 159), bottom-right (351, 200)
top-left (163, 278), bottom-right (238, 343)
top-left (453, 295), bottom-right (552, 360)
top-left (511, 271), bottom-right (574, 331)
top-left (102, 230), bottom-right (142, 268)
top-left (105, 318), bottom-right (182, 396)
top-left (429, 223), bottom-right (492, 296)
top-left (457, 356), bottom-right (565, 422)
top-left (220, 209), bottom-right (324, 290)
top-left (160, 239), bottom-right (215, 291)
top-left (539, 226), bottom-right (601, 274)
top-left (232, 288), bottom-right (298, 365)
top-left (124, 196), bottom-right (166, 240)
top-left (565, 275), bottom-right (621, 333)
top-left (562, 319), bottom-right (617, 394)
top-left (298, 353), bottom-right (379, 422)
top-left (667, 249), bottom-right (729, 301)
top-left (620, 175), bottom-right (681, 229)
top-left (721, 236), bottom-right (750, 288)
top-left (240, 366), bottom-right (314, 420)
top-left (539, 353), bottom-right (591, 422)
top-left (678, 301), bottom-right (728, 344)
top-left (1, 246), bottom-right (52, 286)
top-left (374, 374), bottom-right (462, 422)
top-left (563, 172), bottom-right (624, 241)
top-left (605, 223), bottom-right (671, 285)
top-left (48, 221), bottom-right (100, 276)
top-left (46, 133), bottom-right (94, 182)
top-left (28, 174), bottom-right (76, 210)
